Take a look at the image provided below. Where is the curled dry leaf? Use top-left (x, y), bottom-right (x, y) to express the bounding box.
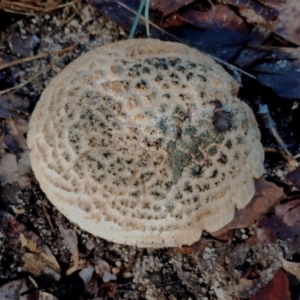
top-left (211, 179), bottom-right (284, 238)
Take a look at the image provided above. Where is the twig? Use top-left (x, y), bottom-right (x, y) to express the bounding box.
top-left (0, 43), bottom-right (76, 72)
top-left (264, 147), bottom-right (298, 168)
top-left (259, 105), bottom-right (298, 168)
top-left (41, 201), bottom-right (55, 231)
top-left (0, 1), bottom-right (74, 15)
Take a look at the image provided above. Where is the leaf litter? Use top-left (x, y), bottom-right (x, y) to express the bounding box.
top-left (93, 0), bottom-right (300, 99)
top-left (0, 1), bottom-right (300, 299)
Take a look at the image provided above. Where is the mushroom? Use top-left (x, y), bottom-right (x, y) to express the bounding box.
top-left (27, 39), bottom-right (264, 247)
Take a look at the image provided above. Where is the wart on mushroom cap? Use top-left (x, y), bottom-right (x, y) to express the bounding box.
top-left (27, 39), bottom-right (264, 248)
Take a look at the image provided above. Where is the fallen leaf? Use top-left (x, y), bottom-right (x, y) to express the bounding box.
top-left (22, 252), bottom-right (61, 281)
top-left (4, 118), bottom-right (28, 154)
top-left (150, 0), bottom-right (195, 16)
top-left (0, 211), bottom-right (61, 278)
top-left (250, 269), bottom-right (291, 300)
top-left (254, 48), bottom-right (300, 99)
top-left (0, 94), bottom-right (30, 119)
top-left (39, 292), bottom-right (59, 300)
top-left (271, 0), bottom-right (300, 45)
top-left (286, 165), bottom-right (300, 190)
top-left (59, 224), bottom-right (79, 275)
top-left (176, 4), bottom-right (248, 33)
top-left (0, 0), bottom-right (63, 14)
top-left (234, 27), bottom-right (270, 68)
top-left (282, 203), bottom-right (300, 227)
top-left (0, 279), bottom-right (24, 300)
top-left (275, 199), bottom-right (300, 219)
top-left (224, 0), bottom-right (279, 24)
top-left (212, 179), bottom-right (284, 238)
top-left (279, 256), bottom-right (300, 281)
top-left (259, 216), bottom-right (300, 257)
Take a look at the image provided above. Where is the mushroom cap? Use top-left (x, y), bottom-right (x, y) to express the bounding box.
top-left (27, 39), bottom-right (264, 247)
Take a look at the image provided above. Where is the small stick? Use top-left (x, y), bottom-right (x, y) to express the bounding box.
top-left (259, 104), bottom-right (298, 168)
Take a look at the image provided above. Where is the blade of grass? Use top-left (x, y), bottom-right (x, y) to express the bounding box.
top-left (128, 0), bottom-right (147, 39)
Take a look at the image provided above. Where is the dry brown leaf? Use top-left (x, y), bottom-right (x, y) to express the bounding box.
top-left (279, 255), bottom-right (300, 281)
top-left (211, 179), bottom-right (284, 238)
top-left (59, 224), bottom-right (79, 275)
top-left (0, 211), bottom-right (61, 277)
top-left (282, 204), bottom-right (300, 227)
top-left (39, 292), bottom-right (59, 300)
top-left (22, 252), bottom-right (61, 281)
top-left (0, 150), bottom-right (31, 189)
top-left (0, 94), bottom-right (30, 119)
top-left (0, 0), bottom-right (63, 11)
top-left (174, 4), bottom-right (248, 33)
top-left (259, 216), bottom-right (300, 257)
top-left (275, 199), bottom-right (300, 218)
top-left (272, 0), bottom-right (300, 45)
top-left (225, 0), bottom-right (278, 24)
top-left (250, 269), bottom-right (291, 300)
top-left (150, 0), bottom-right (195, 16)
top-left (102, 282), bottom-right (118, 298)
top-left (286, 165), bottom-right (300, 190)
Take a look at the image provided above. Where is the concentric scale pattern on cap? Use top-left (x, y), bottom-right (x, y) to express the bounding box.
top-left (28, 39), bottom-right (264, 247)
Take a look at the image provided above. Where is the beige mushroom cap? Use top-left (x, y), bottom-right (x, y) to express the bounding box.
top-left (27, 39), bottom-right (264, 247)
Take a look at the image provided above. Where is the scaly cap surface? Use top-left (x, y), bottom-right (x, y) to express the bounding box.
top-left (28, 39), bottom-right (264, 247)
